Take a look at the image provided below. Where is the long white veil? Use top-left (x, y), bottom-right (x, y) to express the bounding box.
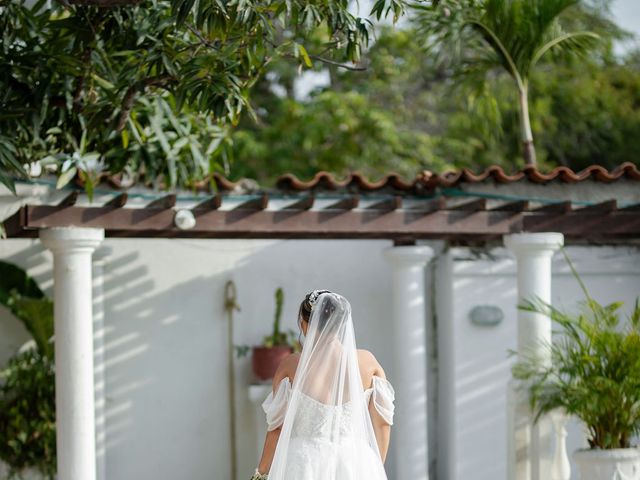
top-left (268, 292), bottom-right (387, 480)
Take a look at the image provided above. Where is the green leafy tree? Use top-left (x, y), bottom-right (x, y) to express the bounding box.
top-left (0, 0), bottom-right (406, 194)
top-left (413, 0), bottom-right (601, 166)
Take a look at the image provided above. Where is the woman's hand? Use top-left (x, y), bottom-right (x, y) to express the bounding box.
top-left (250, 468), bottom-right (268, 480)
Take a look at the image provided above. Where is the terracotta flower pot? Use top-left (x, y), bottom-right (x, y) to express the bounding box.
top-left (252, 345), bottom-right (293, 381)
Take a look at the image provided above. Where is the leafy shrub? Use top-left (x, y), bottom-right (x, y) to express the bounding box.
top-left (0, 350), bottom-right (56, 479)
top-left (513, 257), bottom-right (640, 449)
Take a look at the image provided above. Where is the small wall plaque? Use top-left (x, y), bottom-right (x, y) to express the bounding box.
top-left (469, 305), bottom-right (504, 327)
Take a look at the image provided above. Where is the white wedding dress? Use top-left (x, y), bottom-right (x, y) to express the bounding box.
top-left (260, 292), bottom-right (395, 480)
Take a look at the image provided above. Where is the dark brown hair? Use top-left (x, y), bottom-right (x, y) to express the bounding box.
top-left (298, 290), bottom-right (336, 331)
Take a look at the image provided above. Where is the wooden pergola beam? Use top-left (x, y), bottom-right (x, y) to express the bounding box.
top-left (233, 194), bottom-right (269, 211)
top-left (492, 200), bottom-right (530, 212)
top-left (575, 200), bottom-right (617, 214)
top-left (103, 193), bottom-right (128, 208)
top-left (192, 195), bottom-right (222, 211)
top-left (58, 191), bottom-right (79, 207)
top-left (535, 201), bottom-right (572, 214)
top-left (6, 204), bottom-right (640, 240)
top-left (146, 194), bottom-right (176, 209)
top-left (324, 195), bottom-right (359, 211)
top-left (284, 195), bottom-right (315, 211)
top-left (366, 196), bottom-right (402, 212)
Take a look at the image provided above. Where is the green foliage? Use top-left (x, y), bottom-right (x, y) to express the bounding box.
top-left (230, 90), bottom-right (445, 182)
top-left (0, 349), bottom-right (56, 478)
top-left (412, 0), bottom-right (601, 164)
top-left (0, 262), bottom-right (54, 360)
top-left (4, 294), bottom-right (54, 361)
top-left (0, 262), bottom-right (46, 303)
top-left (530, 59), bottom-right (640, 170)
top-left (235, 287), bottom-right (299, 356)
top-left (0, 0), bottom-right (405, 193)
top-left (413, 0), bottom-right (603, 84)
top-left (226, 26), bottom-right (454, 182)
top-left (0, 262), bottom-right (56, 476)
top-left (512, 254), bottom-right (640, 449)
top-left (263, 287), bottom-right (296, 348)
top-left (272, 287), bottom-right (284, 342)
top-left (222, 17), bottom-right (640, 180)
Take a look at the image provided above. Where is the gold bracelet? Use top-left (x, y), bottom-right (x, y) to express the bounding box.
top-left (251, 468), bottom-right (268, 480)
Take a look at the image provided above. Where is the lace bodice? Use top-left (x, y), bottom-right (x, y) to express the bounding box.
top-left (262, 376), bottom-right (395, 435)
top-left (291, 392), bottom-right (355, 440)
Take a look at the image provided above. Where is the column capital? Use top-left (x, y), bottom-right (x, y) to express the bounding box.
top-left (503, 232), bottom-right (564, 258)
top-left (384, 245), bottom-right (435, 266)
top-left (40, 227), bottom-right (104, 254)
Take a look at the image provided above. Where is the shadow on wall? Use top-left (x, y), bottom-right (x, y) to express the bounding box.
top-left (0, 238), bottom-right (396, 480)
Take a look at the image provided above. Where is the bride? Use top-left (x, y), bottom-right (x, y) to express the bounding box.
top-left (251, 290), bottom-right (395, 480)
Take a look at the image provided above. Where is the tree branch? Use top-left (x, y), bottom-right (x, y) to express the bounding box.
top-left (309, 55), bottom-right (367, 71)
top-left (117, 75), bottom-right (175, 132)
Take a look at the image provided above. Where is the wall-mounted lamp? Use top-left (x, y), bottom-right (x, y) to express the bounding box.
top-left (174, 209), bottom-right (196, 230)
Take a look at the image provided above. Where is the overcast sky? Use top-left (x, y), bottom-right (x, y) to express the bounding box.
top-left (610, 0), bottom-right (640, 51)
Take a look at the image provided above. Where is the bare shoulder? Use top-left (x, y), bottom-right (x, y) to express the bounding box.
top-left (272, 353), bottom-right (300, 392)
top-left (357, 349), bottom-right (386, 378)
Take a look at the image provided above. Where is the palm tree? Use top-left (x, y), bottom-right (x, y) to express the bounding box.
top-left (415, 0), bottom-right (600, 166)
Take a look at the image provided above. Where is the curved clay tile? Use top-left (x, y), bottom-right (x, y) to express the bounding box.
top-left (276, 171), bottom-right (420, 192)
top-left (277, 172), bottom-right (345, 191)
top-left (71, 162), bottom-right (640, 193)
top-left (484, 165), bottom-right (525, 183)
top-left (594, 162), bottom-right (640, 182)
top-left (211, 172), bottom-right (239, 191)
top-left (348, 172), bottom-right (417, 191)
top-left (432, 169), bottom-right (463, 187)
top-left (521, 165), bottom-right (562, 183)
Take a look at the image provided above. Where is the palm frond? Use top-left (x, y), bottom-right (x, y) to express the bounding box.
top-left (532, 30), bottom-right (600, 67)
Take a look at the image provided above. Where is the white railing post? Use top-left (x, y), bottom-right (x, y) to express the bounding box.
top-left (550, 411), bottom-right (571, 480)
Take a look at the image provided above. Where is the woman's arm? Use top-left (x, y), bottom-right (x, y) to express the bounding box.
top-left (369, 368), bottom-right (392, 462)
top-left (370, 407), bottom-right (391, 462)
top-left (255, 355), bottom-right (295, 474)
top-left (257, 428), bottom-right (281, 474)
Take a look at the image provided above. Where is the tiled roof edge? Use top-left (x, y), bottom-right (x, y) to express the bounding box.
top-left (70, 162), bottom-right (640, 193)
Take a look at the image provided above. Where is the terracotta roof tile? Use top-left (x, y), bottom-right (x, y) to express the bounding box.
top-left (276, 171), bottom-right (419, 192)
top-left (277, 162), bottom-right (640, 192)
top-left (71, 162), bottom-right (640, 194)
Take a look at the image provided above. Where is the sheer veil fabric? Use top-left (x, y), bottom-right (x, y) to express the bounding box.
top-left (267, 292), bottom-right (389, 480)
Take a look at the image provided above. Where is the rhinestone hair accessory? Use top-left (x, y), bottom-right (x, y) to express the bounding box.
top-left (307, 289), bottom-right (325, 309)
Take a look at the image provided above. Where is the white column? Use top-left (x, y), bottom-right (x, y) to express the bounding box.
top-left (40, 227), bottom-right (104, 480)
top-left (93, 246), bottom-right (111, 480)
top-left (384, 245), bottom-right (435, 480)
top-left (504, 233), bottom-right (564, 480)
top-left (504, 233), bottom-right (564, 364)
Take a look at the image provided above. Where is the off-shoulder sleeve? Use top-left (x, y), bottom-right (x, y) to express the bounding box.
top-left (366, 376), bottom-right (395, 425)
top-left (261, 377), bottom-right (291, 431)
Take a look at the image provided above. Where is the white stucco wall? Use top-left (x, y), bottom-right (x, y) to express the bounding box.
top-left (436, 245), bottom-right (640, 480)
top-left (0, 237), bottom-right (398, 480)
top-left (1, 197), bottom-right (638, 480)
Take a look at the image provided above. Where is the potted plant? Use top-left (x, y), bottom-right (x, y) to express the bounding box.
top-left (250, 288), bottom-right (299, 381)
top-left (0, 261), bottom-right (56, 479)
top-left (512, 256), bottom-right (640, 480)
